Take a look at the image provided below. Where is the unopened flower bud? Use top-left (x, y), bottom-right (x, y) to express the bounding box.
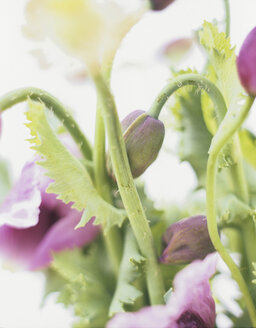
top-left (160, 215), bottom-right (215, 264)
top-left (150, 0), bottom-right (176, 11)
top-left (237, 27), bottom-right (256, 96)
top-left (115, 110), bottom-right (165, 178)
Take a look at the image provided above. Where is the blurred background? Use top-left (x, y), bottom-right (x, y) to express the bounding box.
top-left (0, 0), bottom-right (256, 327)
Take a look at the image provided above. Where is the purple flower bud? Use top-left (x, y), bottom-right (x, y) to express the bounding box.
top-left (150, 0), bottom-right (176, 11)
top-left (160, 215), bottom-right (215, 264)
top-left (108, 110), bottom-right (165, 179)
top-left (237, 27), bottom-right (256, 96)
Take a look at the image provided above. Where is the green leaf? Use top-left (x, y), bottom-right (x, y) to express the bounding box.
top-left (168, 74), bottom-right (212, 186)
top-left (218, 194), bottom-right (255, 225)
top-left (239, 129), bottom-right (256, 169)
top-left (52, 247), bottom-right (113, 328)
top-left (199, 22), bottom-right (245, 169)
top-left (0, 157), bottom-right (11, 203)
top-left (25, 100), bottom-right (126, 232)
top-left (199, 21), bottom-right (243, 109)
top-left (109, 227), bottom-right (145, 316)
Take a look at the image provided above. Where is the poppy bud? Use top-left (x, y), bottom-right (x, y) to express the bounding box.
top-left (237, 27), bottom-right (256, 96)
top-left (150, 0), bottom-right (176, 11)
top-left (160, 215), bottom-right (215, 264)
top-left (111, 110), bottom-right (165, 179)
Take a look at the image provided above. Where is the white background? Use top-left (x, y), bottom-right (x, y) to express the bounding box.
top-left (0, 0), bottom-right (256, 327)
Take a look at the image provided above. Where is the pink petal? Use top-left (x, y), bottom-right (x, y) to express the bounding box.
top-left (0, 161), bottom-right (41, 228)
top-left (29, 214), bottom-right (100, 270)
top-left (107, 253), bottom-right (217, 328)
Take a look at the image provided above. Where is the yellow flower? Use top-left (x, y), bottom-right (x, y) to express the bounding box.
top-left (24, 0), bottom-right (147, 74)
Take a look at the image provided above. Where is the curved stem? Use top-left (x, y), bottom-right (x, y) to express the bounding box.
top-left (223, 0), bottom-right (230, 37)
top-left (92, 72), bottom-right (165, 305)
top-left (148, 74), bottom-right (227, 124)
top-left (207, 96), bottom-right (256, 326)
top-left (0, 87), bottom-right (92, 161)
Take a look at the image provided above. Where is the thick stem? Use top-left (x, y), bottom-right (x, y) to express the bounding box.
top-left (148, 73), bottom-right (227, 123)
top-left (93, 105), bottom-right (123, 277)
top-left (0, 87), bottom-right (92, 160)
top-left (207, 96), bottom-right (256, 326)
top-left (92, 73), bottom-right (165, 305)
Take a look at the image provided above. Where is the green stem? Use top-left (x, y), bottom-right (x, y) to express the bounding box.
top-left (223, 0), bottom-right (230, 37)
top-left (207, 96), bottom-right (256, 326)
top-left (148, 74), bottom-right (227, 123)
top-left (230, 135), bottom-right (249, 203)
top-left (93, 104), bottom-right (123, 277)
top-left (92, 73), bottom-right (165, 305)
top-left (0, 87), bottom-right (92, 161)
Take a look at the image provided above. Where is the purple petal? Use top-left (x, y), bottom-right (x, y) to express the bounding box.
top-left (167, 252), bottom-right (217, 327)
top-left (237, 27), bottom-right (256, 96)
top-left (107, 306), bottom-right (171, 328)
top-left (29, 214), bottom-right (100, 270)
top-left (160, 215), bottom-right (215, 264)
top-left (107, 253), bottom-right (217, 328)
top-left (0, 161), bottom-right (41, 228)
top-left (0, 202), bottom-right (57, 266)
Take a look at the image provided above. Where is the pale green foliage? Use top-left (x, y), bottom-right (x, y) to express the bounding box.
top-left (199, 22), bottom-right (247, 158)
top-left (52, 248), bottom-right (113, 328)
top-left (218, 194), bottom-right (255, 225)
top-left (199, 21), bottom-right (243, 108)
top-left (109, 227), bottom-right (145, 316)
top-left (240, 130), bottom-right (256, 169)
top-left (169, 69), bottom-right (212, 186)
top-left (25, 100), bottom-right (126, 231)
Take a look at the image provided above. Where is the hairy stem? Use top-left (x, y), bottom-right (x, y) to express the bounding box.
top-left (94, 102), bottom-right (123, 277)
top-left (0, 87), bottom-right (92, 161)
top-left (207, 96), bottom-right (256, 326)
top-left (92, 73), bottom-right (165, 305)
top-left (148, 73), bottom-right (227, 123)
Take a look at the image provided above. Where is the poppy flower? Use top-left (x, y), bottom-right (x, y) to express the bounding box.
top-left (107, 253), bottom-right (217, 328)
top-left (0, 160), bottom-right (100, 270)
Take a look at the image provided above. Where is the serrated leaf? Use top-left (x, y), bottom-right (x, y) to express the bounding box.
top-left (199, 22), bottom-right (245, 168)
top-left (53, 247), bottom-right (113, 328)
top-left (199, 21), bottom-right (243, 108)
top-left (109, 227), bottom-right (145, 316)
top-left (168, 70), bottom-right (212, 186)
top-left (218, 194), bottom-right (255, 225)
top-left (25, 100), bottom-right (126, 232)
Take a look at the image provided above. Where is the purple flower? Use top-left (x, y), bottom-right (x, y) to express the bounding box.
top-left (0, 160), bottom-right (100, 270)
top-left (108, 110), bottom-right (165, 179)
top-left (150, 0), bottom-right (176, 11)
top-left (107, 253), bottom-right (217, 328)
top-left (237, 27), bottom-right (256, 96)
top-left (160, 215), bottom-right (215, 264)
